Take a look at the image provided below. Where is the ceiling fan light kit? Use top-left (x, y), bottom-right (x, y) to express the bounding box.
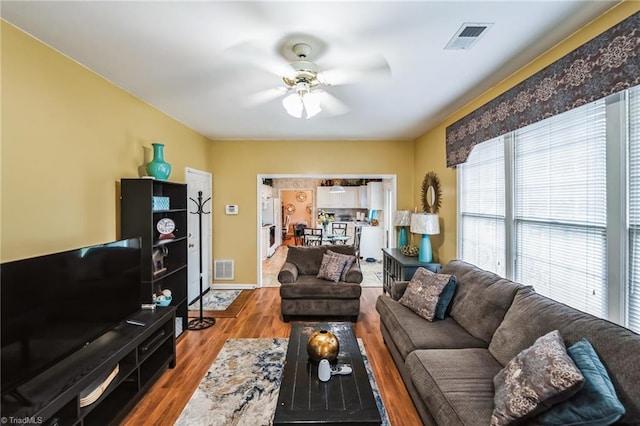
top-left (282, 81), bottom-right (322, 119)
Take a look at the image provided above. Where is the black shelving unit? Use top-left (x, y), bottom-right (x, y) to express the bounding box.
top-left (0, 308), bottom-right (176, 426)
top-left (120, 178), bottom-right (188, 338)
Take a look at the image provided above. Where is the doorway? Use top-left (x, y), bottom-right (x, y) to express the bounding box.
top-left (257, 174), bottom-right (397, 287)
top-left (281, 189), bottom-right (313, 244)
top-left (186, 167), bottom-right (213, 304)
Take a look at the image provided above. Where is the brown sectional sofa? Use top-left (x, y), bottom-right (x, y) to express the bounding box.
top-left (376, 259), bottom-right (640, 425)
top-left (278, 245), bottom-right (363, 322)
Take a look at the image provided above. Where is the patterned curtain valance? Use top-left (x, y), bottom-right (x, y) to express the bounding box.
top-left (446, 11), bottom-right (640, 167)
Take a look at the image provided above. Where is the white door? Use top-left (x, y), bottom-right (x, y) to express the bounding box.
top-left (186, 168), bottom-right (212, 304)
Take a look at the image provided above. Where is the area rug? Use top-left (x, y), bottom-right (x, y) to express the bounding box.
top-left (175, 338), bottom-right (390, 426)
top-left (188, 289), bottom-right (253, 318)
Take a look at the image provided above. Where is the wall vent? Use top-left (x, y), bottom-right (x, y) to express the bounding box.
top-left (444, 22), bottom-right (493, 50)
top-left (214, 259), bottom-right (234, 280)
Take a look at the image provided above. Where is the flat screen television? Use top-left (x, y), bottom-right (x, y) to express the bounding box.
top-left (1, 238), bottom-right (142, 397)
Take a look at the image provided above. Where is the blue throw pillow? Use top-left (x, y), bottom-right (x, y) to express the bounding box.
top-left (434, 275), bottom-right (457, 320)
top-left (534, 339), bottom-right (625, 426)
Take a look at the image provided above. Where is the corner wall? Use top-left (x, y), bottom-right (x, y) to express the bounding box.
top-left (414, 1), bottom-right (640, 265)
top-left (1, 21), bottom-right (211, 261)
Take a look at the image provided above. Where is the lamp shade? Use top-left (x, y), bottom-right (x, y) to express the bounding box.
top-left (410, 213), bottom-right (440, 235)
top-left (393, 210), bottom-right (411, 226)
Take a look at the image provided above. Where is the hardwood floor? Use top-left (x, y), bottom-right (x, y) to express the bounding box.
top-left (121, 287), bottom-right (421, 426)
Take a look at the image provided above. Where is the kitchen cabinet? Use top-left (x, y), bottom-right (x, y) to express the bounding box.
top-left (317, 186), bottom-right (359, 208)
top-left (358, 186), bottom-right (368, 208)
top-left (359, 226), bottom-right (385, 260)
top-left (367, 182), bottom-right (384, 210)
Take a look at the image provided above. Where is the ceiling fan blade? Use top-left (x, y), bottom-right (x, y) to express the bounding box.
top-left (243, 86), bottom-right (289, 107)
top-left (224, 41), bottom-right (293, 78)
top-left (319, 56), bottom-right (391, 86)
top-left (313, 90), bottom-right (350, 116)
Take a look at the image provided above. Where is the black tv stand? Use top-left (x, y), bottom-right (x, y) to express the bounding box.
top-left (1, 307), bottom-right (176, 426)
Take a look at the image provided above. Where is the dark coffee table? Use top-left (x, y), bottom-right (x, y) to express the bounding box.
top-left (273, 322), bottom-right (382, 425)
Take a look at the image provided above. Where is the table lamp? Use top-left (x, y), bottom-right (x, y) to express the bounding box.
top-left (393, 210), bottom-right (411, 247)
top-left (410, 213), bottom-right (440, 263)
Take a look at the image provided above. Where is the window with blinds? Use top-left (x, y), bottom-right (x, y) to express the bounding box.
top-left (628, 85), bottom-right (640, 333)
top-left (513, 100), bottom-right (607, 317)
top-left (458, 137), bottom-right (506, 276)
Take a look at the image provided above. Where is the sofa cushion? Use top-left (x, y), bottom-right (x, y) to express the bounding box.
top-left (534, 338), bottom-right (625, 426)
top-left (317, 253), bottom-right (348, 282)
top-left (489, 287), bottom-right (640, 423)
top-left (405, 348), bottom-right (502, 426)
top-left (441, 260), bottom-right (525, 344)
top-left (399, 267), bottom-right (452, 321)
top-left (375, 296), bottom-right (487, 359)
top-left (280, 279), bottom-right (362, 299)
top-left (491, 330), bottom-right (584, 426)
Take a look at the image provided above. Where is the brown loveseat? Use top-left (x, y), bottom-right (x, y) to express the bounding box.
top-left (376, 260), bottom-right (640, 425)
top-left (278, 245), bottom-right (363, 322)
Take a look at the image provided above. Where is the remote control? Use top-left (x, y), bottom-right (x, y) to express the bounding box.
top-left (126, 319), bottom-right (146, 327)
top-left (330, 365), bottom-right (353, 375)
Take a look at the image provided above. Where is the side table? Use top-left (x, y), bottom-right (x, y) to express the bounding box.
top-left (382, 248), bottom-right (441, 294)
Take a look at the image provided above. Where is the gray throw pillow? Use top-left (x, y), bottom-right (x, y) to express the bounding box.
top-left (491, 330), bottom-right (585, 426)
top-left (398, 267), bottom-right (451, 321)
top-left (326, 249), bottom-right (357, 282)
top-left (316, 253), bottom-right (348, 282)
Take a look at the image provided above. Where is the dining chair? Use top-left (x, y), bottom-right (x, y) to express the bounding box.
top-left (303, 228), bottom-right (323, 246)
top-left (293, 222), bottom-right (308, 246)
top-left (282, 215), bottom-right (291, 240)
top-left (331, 222), bottom-right (348, 244)
top-left (353, 226), bottom-right (362, 260)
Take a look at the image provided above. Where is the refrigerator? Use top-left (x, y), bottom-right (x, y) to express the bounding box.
top-left (262, 198), bottom-right (282, 257)
top-left (262, 197), bottom-right (280, 226)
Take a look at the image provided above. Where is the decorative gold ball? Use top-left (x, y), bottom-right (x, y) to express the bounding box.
top-left (306, 330), bottom-right (339, 362)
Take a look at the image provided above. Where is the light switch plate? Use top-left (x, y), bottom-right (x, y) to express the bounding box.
top-left (225, 204), bottom-right (238, 215)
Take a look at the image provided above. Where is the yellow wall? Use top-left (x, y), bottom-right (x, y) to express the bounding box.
top-left (414, 1), bottom-right (640, 265)
top-left (1, 22), bottom-right (211, 261)
top-left (210, 139), bottom-right (414, 284)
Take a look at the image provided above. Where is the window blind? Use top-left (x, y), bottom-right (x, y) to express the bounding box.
top-left (514, 100), bottom-right (607, 317)
top-left (628, 85), bottom-right (640, 333)
top-left (458, 137), bottom-right (506, 276)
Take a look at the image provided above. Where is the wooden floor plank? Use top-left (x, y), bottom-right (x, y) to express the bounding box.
top-left (121, 287), bottom-right (421, 426)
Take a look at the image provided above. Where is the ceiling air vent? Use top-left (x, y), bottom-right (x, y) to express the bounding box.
top-left (445, 22), bottom-right (493, 50)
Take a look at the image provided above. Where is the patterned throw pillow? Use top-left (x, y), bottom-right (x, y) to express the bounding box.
top-left (491, 330), bottom-right (585, 426)
top-left (398, 267), bottom-right (452, 321)
top-left (326, 250), bottom-right (357, 282)
top-left (316, 253), bottom-right (348, 282)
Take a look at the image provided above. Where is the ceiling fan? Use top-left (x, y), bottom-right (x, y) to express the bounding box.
top-left (242, 37), bottom-right (391, 119)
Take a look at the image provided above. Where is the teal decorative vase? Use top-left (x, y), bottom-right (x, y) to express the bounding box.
top-left (146, 143), bottom-right (171, 180)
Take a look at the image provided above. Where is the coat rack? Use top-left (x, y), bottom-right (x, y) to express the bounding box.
top-left (187, 190), bottom-right (215, 331)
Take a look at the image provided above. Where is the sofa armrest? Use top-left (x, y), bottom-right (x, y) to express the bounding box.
top-left (389, 280), bottom-right (410, 301)
top-left (344, 263), bottom-right (363, 284)
top-left (278, 262), bottom-right (299, 283)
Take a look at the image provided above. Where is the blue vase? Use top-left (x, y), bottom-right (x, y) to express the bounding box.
top-left (146, 143), bottom-right (171, 180)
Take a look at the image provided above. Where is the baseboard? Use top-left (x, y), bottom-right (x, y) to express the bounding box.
top-left (209, 284), bottom-right (257, 290)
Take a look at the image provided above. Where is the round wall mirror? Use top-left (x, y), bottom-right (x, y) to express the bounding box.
top-left (421, 172), bottom-right (442, 214)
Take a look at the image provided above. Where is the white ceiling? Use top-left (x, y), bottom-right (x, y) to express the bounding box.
top-left (1, 1), bottom-right (618, 141)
